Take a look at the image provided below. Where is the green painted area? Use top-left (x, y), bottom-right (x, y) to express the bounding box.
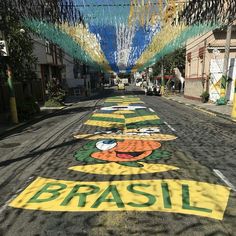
top-left (220, 75), bottom-right (227, 89)
top-left (102, 102), bottom-right (143, 107)
top-left (182, 185), bottom-right (212, 213)
top-left (161, 183), bottom-right (172, 209)
top-left (126, 119), bottom-right (163, 129)
top-left (144, 149), bottom-right (171, 161)
top-left (124, 109), bottom-right (155, 118)
top-left (28, 183), bottom-right (67, 203)
top-left (74, 140), bottom-right (171, 167)
top-left (89, 116), bottom-right (125, 123)
top-left (74, 141), bottom-right (107, 164)
top-left (91, 185), bottom-right (125, 208)
top-left (127, 184), bottom-right (156, 207)
top-left (61, 184), bottom-right (100, 207)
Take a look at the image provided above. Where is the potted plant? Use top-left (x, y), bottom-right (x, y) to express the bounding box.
top-left (200, 91), bottom-right (209, 103)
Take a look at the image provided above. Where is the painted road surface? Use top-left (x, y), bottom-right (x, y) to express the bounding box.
top-left (1, 92), bottom-right (236, 235)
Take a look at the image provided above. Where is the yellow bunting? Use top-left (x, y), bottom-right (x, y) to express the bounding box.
top-left (9, 177), bottom-right (230, 220)
top-left (60, 23), bottom-right (112, 72)
top-left (69, 162), bottom-right (179, 175)
top-left (132, 23), bottom-right (187, 72)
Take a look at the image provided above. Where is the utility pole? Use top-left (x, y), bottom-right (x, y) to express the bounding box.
top-left (161, 58), bottom-right (165, 95)
top-left (231, 79), bottom-right (236, 120)
top-left (217, 23), bottom-right (232, 105)
top-left (7, 64), bottom-right (18, 123)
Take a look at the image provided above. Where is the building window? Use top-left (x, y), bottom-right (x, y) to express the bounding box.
top-left (199, 47), bottom-right (205, 59)
top-left (45, 41), bottom-right (53, 55)
top-left (58, 48), bottom-right (63, 63)
top-left (187, 52), bottom-right (192, 62)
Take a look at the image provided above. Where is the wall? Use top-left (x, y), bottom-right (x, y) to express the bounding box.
top-left (185, 27), bottom-right (236, 101)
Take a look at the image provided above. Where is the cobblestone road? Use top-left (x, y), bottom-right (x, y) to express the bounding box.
top-left (0, 87), bottom-right (236, 236)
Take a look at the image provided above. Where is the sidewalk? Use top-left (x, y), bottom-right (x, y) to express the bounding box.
top-left (0, 90), bottom-right (104, 139)
top-left (164, 93), bottom-right (235, 122)
top-left (0, 106), bottom-right (66, 139)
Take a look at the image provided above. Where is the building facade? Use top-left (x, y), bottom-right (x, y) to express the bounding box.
top-left (33, 37), bottom-right (93, 99)
top-left (185, 27), bottom-right (236, 102)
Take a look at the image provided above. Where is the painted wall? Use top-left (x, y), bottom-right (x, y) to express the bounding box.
top-left (185, 28), bottom-right (236, 101)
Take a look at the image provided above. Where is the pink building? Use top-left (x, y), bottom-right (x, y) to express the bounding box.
top-left (185, 27), bottom-right (236, 102)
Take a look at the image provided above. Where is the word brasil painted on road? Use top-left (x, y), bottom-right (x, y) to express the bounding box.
top-left (9, 177), bottom-right (230, 220)
top-left (9, 96), bottom-right (231, 220)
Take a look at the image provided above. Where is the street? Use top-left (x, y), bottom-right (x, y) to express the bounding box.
top-left (0, 86), bottom-right (236, 236)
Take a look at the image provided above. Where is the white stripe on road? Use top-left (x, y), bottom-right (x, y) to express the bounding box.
top-left (213, 169), bottom-right (236, 192)
top-left (164, 121), bottom-right (176, 132)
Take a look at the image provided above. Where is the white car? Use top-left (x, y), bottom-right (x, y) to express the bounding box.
top-left (135, 79), bottom-right (143, 87)
top-left (145, 83), bottom-right (161, 96)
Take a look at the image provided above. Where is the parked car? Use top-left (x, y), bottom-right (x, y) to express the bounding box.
top-left (145, 83), bottom-right (161, 96)
top-left (135, 79), bottom-right (143, 87)
top-left (121, 78), bottom-right (129, 85)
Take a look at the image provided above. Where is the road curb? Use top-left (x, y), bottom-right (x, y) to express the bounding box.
top-left (0, 91), bottom-right (107, 140)
top-left (0, 106), bottom-right (66, 140)
top-left (163, 96), bottom-right (236, 123)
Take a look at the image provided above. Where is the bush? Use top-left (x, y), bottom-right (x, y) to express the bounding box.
top-left (46, 78), bottom-right (66, 105)
top-left (200, 91), bottom-right (209, 103)
top-left (17, 96), bottom-right (40, 121)
top-left (44, 99), bottom-right (63, 107)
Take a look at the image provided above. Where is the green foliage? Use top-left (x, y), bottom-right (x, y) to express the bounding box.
top-left (17, 96), bottom-right (40, 121)
top-left (118, 73), bottom-right (131, 79)
top-left (153, 48), bottom-right (186, 76)
top-left (0, 9), bottom-right (37, 81)
top-left (44, 99), bottom-right (63, 108)
top-left (200, 91), bottom-right (210, 103)
top-left (46, 78), bottom-right (66, 105)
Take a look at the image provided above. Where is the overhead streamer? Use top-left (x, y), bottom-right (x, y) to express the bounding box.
top-left (2, 0), bottom-right (236, 73)
top-left (23, 19), bottom-right (105, 70)
top-left (133, 22), bottom-right (221, 72)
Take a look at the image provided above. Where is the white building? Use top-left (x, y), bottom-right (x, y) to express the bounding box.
top-left (32, 36), bottom-right (91, 98)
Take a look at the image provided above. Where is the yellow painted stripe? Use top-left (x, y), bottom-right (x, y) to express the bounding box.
top-left (92, 114), bottom-right (124, 119)
top-left (125, 115), bottom-right (160, 124)
top-left (85, 120), bottom-right (124, 128)
top-left (114, 111), bottom-right (135, 114)
top-left (9, 177), bottom-right (230, 220)
top-left (74, 133), bottom-right (177, 141)
top-left (69, 162), bottom-right (179, 175)
top-left (116, 102), bottom-right (144, 105)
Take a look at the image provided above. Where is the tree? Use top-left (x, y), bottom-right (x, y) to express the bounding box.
top-left (153, 47), bottom-right (186, 76)
top-left (0, 8), bottom-right (37, 82)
